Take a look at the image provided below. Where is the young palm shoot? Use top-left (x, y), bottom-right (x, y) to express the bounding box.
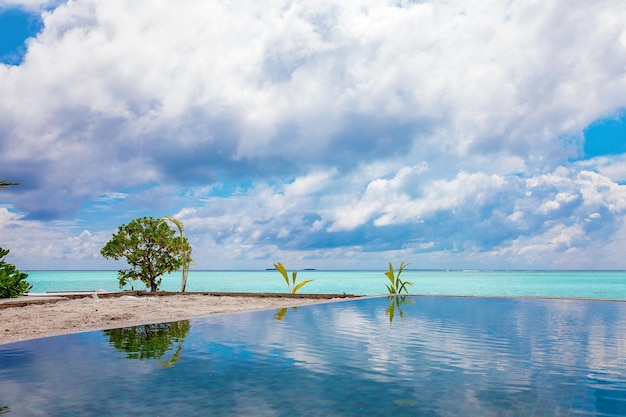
top-left (385, 261), bottom-right (414, 294)
top-left (273, 262), bottom-right (313, 294)
top-left (163, 216), bottom-right (194, 293)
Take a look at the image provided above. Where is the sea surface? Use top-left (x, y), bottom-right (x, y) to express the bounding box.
top-left (24, 269), bottom-right (626, 299)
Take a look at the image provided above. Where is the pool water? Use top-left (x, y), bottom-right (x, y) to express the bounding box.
top-left (2, 296), bottom-right (626, 416)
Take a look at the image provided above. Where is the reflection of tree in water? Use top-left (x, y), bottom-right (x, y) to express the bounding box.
top-left (386, 296), bottom-right (413, 324)
top-left (104, 320), bottom-right (190, 367)
top-left (0, 405), bottom-right (10, 415)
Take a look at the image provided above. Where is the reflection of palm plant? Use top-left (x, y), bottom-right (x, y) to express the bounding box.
top-left (385, 261), bottom-right (413, 294)
top-left (273, 262), bottom-right (313, 294)
top-left (274, 306), bottom-right (298, 321)
top-left (386, 296), bottom-right (413, 324)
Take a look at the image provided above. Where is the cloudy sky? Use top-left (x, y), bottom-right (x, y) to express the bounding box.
top-left (1, 0), bottom-right (626, 271)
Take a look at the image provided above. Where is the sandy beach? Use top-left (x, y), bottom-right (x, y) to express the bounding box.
top-left (0, 292), bottom-right (355, 345)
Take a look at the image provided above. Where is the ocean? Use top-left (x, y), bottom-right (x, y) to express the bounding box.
top-left (24, 269), bottom-right (626, 299)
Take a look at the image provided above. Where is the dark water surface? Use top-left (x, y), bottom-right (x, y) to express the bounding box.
top-left (2, 296), bottom-right (626, 416)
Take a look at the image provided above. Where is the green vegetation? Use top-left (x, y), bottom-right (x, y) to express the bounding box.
top-left (0, 181), bottom-right (31, 298)
top-left (273, 262), bottom-right (313, 294)
top-left (100, 216), bottom-right (192, 292)
top-left (385, 261), bottom-right (414, 294)
top-left (103, 320), bottom-right (190, 367)
top-left (0, 247), bottom-right (32, 298)
top-left (163, 216), bottom-right (193, 292)
top-left (0, 179), bottom-right (20, 190)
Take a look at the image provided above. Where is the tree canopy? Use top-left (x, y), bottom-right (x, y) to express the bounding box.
top-left (100, 216), bottom-right (192, 292)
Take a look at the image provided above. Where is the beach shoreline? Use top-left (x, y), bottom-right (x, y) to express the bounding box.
top-left (0, 292), bottom-right (359, 345)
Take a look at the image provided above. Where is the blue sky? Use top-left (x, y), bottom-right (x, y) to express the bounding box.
top-left (1, 0), bottom-right (626, 271)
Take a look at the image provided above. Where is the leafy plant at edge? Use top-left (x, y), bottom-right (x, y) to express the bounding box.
top-left (0, 180), bottom-right (31, 298)
top-left (273, 262), bottom-right (313, 294)
top-left (385, 261), bottom-right (414, 294)
top-left (0, 247), bottom-right (32, 298)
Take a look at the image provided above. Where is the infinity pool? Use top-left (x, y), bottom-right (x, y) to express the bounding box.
top-left (2, 296), bottom-right (626, 416)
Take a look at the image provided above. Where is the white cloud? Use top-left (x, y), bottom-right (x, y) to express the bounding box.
top-left (579, 155), bottom-right (626, 183)
top-left (284, 168), bottom-right (337, 197)
top-left (2, 0), bottom-right (626, 268)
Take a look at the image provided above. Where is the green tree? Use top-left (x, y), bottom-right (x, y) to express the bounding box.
top-left (100, 216), bottom-right (192, 292)
top-left (0, 247), bottom-right (32, 298)
top-left (163, 216), bottom-right (193, 292)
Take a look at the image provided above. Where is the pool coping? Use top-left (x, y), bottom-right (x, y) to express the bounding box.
top-left (0, 291), bottom-right (362, 309)
top-left (4, 291), bottom-right (626, 310)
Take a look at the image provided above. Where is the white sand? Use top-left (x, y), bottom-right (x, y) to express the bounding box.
top-left (0, 294), bottom-right (343, 345)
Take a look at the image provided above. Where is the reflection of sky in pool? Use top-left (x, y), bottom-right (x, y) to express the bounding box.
top-left (2, 296), bottom-right (626, 416)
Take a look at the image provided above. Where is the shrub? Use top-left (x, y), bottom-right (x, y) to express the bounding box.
top-left (0, 247), bottom-right (32, 298)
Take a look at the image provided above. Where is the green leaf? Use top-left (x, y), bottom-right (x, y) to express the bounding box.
top-left (274, 262), bottom-right (314, 293)
top-left (273, 262), bottom-right (290, 289)
top-left (292, 279), bottom-right (313, 294)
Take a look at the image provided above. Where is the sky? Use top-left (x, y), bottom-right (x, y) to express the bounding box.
top-left (1, 0), bottom-right (626, 271)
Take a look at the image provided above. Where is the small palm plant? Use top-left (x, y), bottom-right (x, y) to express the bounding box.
top-left (274, 262), bottom-right (313, 294)
top-left (385, 261), bottom-right (414, 294)
top-left (163, 216), bottom-right (194, 293)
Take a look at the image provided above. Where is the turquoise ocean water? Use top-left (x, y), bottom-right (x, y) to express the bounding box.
top-left (24, 270), bottom-right (626, 299)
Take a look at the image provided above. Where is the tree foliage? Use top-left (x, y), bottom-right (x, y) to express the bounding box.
top-left (0, 247), bottom-right (32, 298)
top-left (100, 216), bottom-right (192, 292)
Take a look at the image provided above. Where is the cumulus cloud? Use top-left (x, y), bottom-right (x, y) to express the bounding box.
top-left (1, 0), bottom-right (626, 268)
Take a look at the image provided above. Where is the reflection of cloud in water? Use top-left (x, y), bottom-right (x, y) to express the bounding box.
top-left (185, 297), bottom-right (626, 395)
top-left (5, 297), bottom-right (626, 416)
top-left (0, 333), bottom-right (164, 415)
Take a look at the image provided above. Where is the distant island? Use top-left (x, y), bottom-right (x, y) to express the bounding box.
top-left (265, 268), bottom-right (317, 271)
